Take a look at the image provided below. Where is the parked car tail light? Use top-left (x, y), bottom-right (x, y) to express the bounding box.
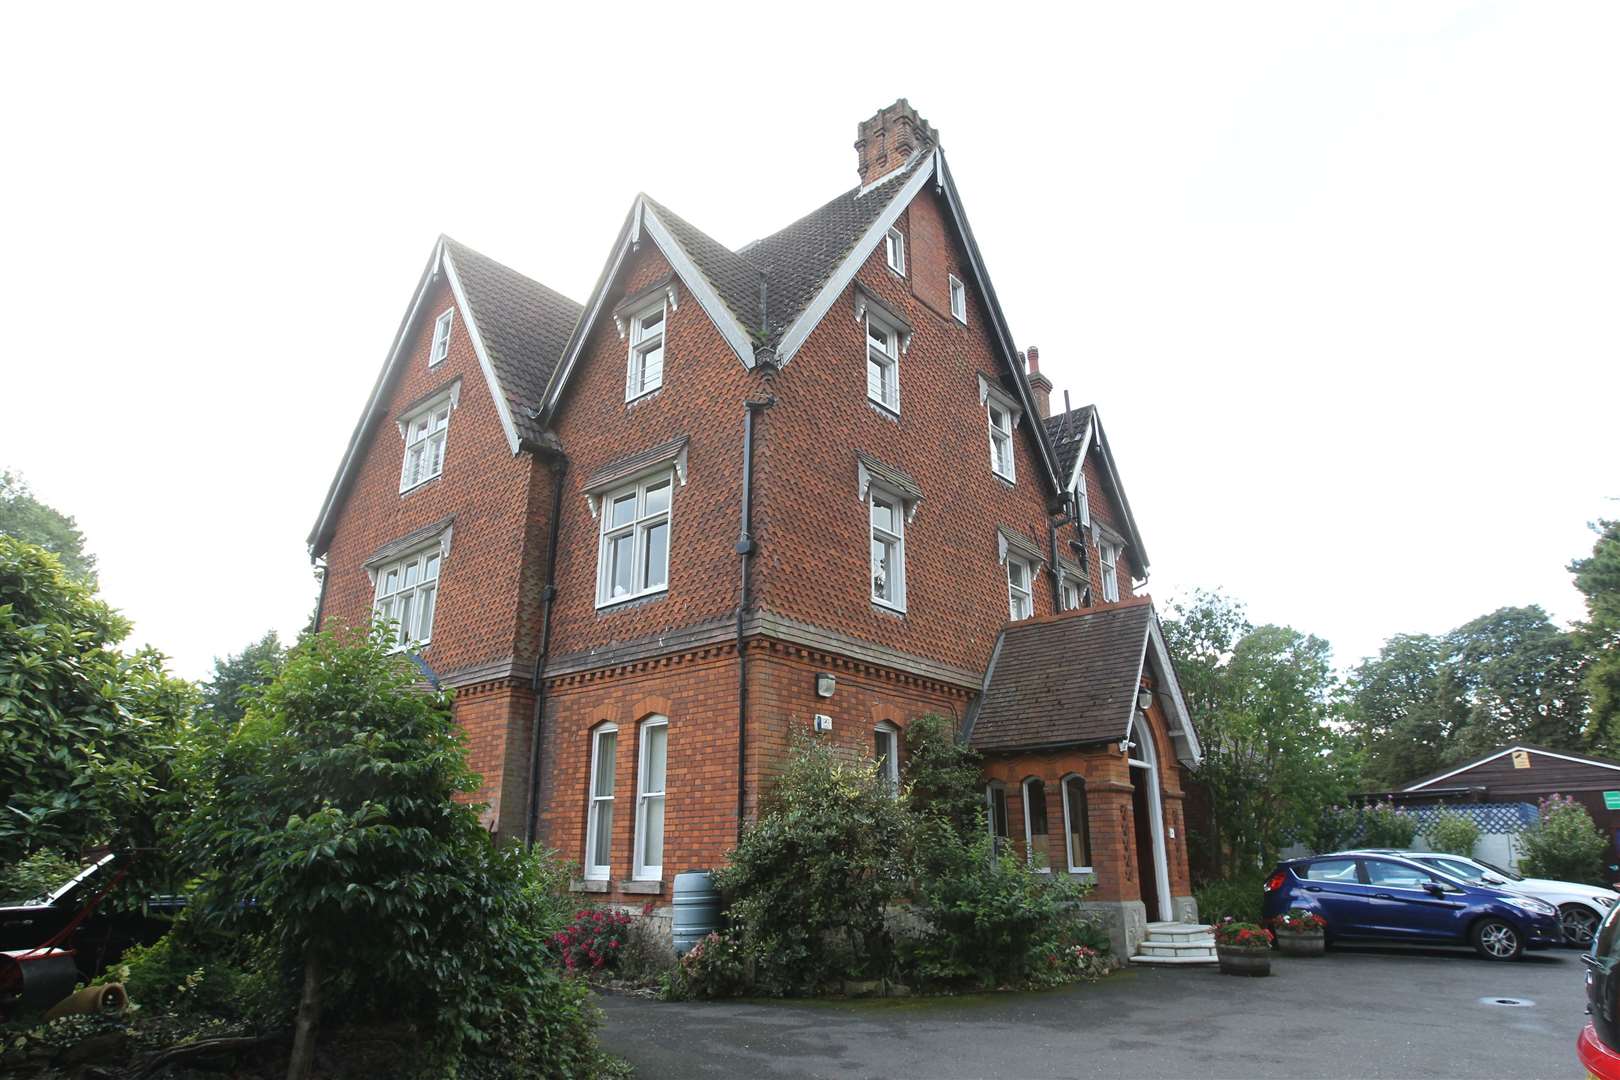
top-left (1264, 871), bottom-right (1287, 893)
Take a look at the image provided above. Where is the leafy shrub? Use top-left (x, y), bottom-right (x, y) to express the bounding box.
top-left (1360, 800), bottom-right (1419, 848)
top-left (716, 733), bottom-right (911, 994)
top-left (1193, 874), bottom-right (1265, 924)
top-left (1519, 794), bottom-right (1607, 885)
top-left (903, 713), bottom-right (984, 839)
top-left (1311, 805), bottom-right (1362, 854)
top-left (0, 849), bottom-right (79, 901)
top-left (666, 930), bottom-right (753, 1001)
top-left (1426, 808), bottom-right (1481, 857)
top-left (106, 924), bottom-right (279, 1021)
top-left (554, 908), bottom-right (633, 973)
top-left (906, 818), bottom-right (1088, 989)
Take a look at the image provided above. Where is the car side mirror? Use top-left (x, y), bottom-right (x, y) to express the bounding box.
top-left (1482, 875), bottom-right (1505, 885)
top-left (1424, 883), bottom-right (1447, 898)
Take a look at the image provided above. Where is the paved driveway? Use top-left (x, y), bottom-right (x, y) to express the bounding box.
top-left (597, 944), bottom-right (1586, 1079)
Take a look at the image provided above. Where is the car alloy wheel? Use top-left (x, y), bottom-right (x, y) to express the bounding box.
top-left (1561, 904), bottom-right (1600, 948)
top-left (1474, 919), bottom-right (1522, 961)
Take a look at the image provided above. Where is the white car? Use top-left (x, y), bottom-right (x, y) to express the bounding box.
top-left (1352, 849), bottom-right (1617, 947)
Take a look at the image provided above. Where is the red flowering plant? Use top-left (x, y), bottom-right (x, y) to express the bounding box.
top-left (552, 906), bottom-right (633, 973)
top-left (1267, 909), bottom-right (1327, 934)
top-left (1211, 918), bottom-right (1274, 948)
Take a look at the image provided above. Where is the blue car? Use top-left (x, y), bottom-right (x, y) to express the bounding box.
top-left (1261, 852), bottom-right (1562, 961)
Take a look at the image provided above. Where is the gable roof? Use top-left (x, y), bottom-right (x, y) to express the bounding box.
top-left (1402, 744), bottom-right (1620, 792)
top-left (1043, 404), bottom-right (1151, 571)
top-left (307, 236), bottom-right (581, 558)
top-left (965, 597), bottom-right (1199, 764)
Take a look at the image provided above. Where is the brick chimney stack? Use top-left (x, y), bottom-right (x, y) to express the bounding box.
top-left (1026, 345), bottom-right (1053, 419)
top-left (855, 99), bottom-right (938, 187)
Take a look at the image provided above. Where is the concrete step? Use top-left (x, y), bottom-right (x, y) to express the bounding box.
top-left (1144, 929), bottom-right (1215, 946)
top-left (1129, 952), bottom-right (1218, 966)
top-left (1137, 940), bottom-right (1216, 957)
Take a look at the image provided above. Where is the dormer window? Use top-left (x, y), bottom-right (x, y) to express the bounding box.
top-left (885, 227), bottom-right (906, 275)
top-left (866, 314), bottom-right (900, 414)
top-left (1100, 540), bottom-right (1120, 603)
top-left (626, 301), bottom-right (666, 401)
top-left (949, 275), bottom-right (966, 323)
top-left (429, 309), bottom-right (453, 367)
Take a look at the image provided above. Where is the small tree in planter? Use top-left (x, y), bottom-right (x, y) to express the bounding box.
top-left (1267, 909), bottom-right (1326, 956)
top-left (1212, 920), bottom-right (1273, 976)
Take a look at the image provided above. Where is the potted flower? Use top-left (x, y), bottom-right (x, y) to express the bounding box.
top-left (1212, 919), bottom-right (1273, 976)
top-left (1268, 909), bottom-right (1326, 957)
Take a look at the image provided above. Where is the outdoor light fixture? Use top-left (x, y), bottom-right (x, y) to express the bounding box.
top-left (815, 672), bottom-right (836, 698)
top-left (1137, 689), bottom-right (1154, 711)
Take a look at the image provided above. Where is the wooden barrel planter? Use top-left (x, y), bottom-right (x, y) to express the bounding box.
top-left (1216, 944), bottom-right (1272, 976)
top-left (1274, 929), bottom-right (1325, 957)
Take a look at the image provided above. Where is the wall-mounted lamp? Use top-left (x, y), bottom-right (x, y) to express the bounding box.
top-left (1137, 689), bottom-right (1154, 711)
top-left (815, 672), bottom-right (837, 698)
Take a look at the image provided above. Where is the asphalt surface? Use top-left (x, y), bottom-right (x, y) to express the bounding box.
top-left (596, 944), bottom-right (1587, 1079)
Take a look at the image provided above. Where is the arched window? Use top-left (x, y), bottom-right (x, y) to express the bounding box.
top-left (873, 722), bottom-right (900, 796)
top-left (1061, 774), bottom-right (1092, 873)
top-left (633, 717), bottom-right (668, 881)
top-left (584, 723), bottom-right (618, 880)
top-left (985, 781), bottom-right (1009, 855)
top-left (1022, 777), bottom-right (1051, 872)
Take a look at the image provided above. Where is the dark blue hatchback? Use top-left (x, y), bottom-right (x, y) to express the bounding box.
top-left (1261, 852), bottom-right (1563, 960)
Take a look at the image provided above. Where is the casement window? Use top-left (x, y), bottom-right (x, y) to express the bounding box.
top-left (869, 489), bottom-right (906, 611)
top-left (873, 722), bottom-right (900, 796)
top-left (626, 300), bottom-right (666, 401)
top-left (596, 471), bottom-right (672, 607)
top-left (885, 226), bottom-right (906, 275)
top-left (399, 395), bottom-right (452, 492)
top-left (373, 545), bottom-right (441, 648)
top-left (429, 308), bottom-right (453, 366)
top-left (866, 313), bottom-right (900, 414)
top-left (1061, 578), bottom-right (1082, 612)
top-left (584, 724), bottom-right (618, 880)
top-left (986, 782), bottom-right (1009, 855)
top-left (1100, 541), bottom-right (1120, 603)
top-left (949, 274), bottom-right (966, 323)
top-left (987, 403), bottom-right (1015, 482)
top-left (1061, 775), bottom-right (1092, 873)
top-left (1022, 777), bottom-right (1051, 871)
top-left (1007, 557), bottom-right (1034, 621)
top-left (1073, 475), bottom-right (1090, 526)
top-left (633, 717), bottom-right (667, 881)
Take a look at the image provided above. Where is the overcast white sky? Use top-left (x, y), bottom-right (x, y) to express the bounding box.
top-left (4, 2), bottom-right (1616, 681)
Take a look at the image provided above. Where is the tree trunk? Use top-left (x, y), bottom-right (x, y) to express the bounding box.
top-left (286, 948), bottom-right (323, 1080)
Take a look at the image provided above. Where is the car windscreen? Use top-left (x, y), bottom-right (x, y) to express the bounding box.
top-left (1475, 858), bottom-right (1524, 882)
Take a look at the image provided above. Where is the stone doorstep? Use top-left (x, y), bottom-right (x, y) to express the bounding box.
top-left (1128, 952), bottom-right (1219, 966)
top-left (1138, 940), bottom-right (1215, 956)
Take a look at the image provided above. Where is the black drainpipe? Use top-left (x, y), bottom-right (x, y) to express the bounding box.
top-left (735, 396), bottom-right (774, 843)
top-left (524, 452), bottom-right (568, 849)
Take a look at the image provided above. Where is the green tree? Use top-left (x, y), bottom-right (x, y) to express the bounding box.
top-left (1572, 519), bottom-right (1620, 748)
top-left (0, 535), bottom-right (192, 866)
top-left (1165, 593), bottom-right (1354, 875)
top-left (903, 712), bottom-right (984, 840)
top-left (0, 471), bottom-right (97, 585)
top-left (1347, 634), bottom-right (1468, 789)
top-left (1449, 606), bottom-right (1588, 757)
top-left (181, 625), bottom-right (594, 1078)
top-left (1518, 795), bottom-right (1607, 885)
top-left (201, 630), bottom-right (287, 727)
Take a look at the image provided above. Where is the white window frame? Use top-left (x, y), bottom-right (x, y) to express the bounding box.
top-left (633, 717), bottom-right (668, 881)
top-left (1022, 777), bottom-right (1051, 872)
top-left (865, 311), bottom-right (901, 415)
top-left (372, 543), bottom-right (442, 650)
top-left (869, 486), bottom-right (907, 612)
top-left (949, 274), bottom-right (966, 323)
top-left (398, 391), bottom-right (455, 493)
top-left (625, 298), bottom-right (667, 401)
top-left (429, 307), bottom-right (453, 367)
top-left (1060, 577), bottom-right (1082, 612)
top-left (987, 402), bottom-right (1016, 482)
top-left (1060, 774), bottom-right (1093, 874)
top-left (1100, 541), bottom-right (1120, 602)
top-left (873, 722), bottom-right (900, 796)
top-left (595, 470), bottom-right (674, 608)
top-left (1073, 475), bottom-right (1090, 526)
top-left (885, 226), bottom-right (906, 275)
top-left (584, 724), bottom-right (618, 881)
top-left (1007, 557), bottom-right (1034, 621)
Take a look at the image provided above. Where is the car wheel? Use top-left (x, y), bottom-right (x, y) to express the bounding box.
top-left (1473, 918), bottom-right (1523, 961)
top-left (1561, 904), bottom-right (1601, 948)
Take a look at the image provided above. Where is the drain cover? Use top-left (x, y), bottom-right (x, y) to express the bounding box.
top-left (1479, 996), bottom-right (1534, 1008)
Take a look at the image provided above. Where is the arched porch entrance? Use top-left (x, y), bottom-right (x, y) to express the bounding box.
top-left (1126, 711), bottom-right (1173, 923)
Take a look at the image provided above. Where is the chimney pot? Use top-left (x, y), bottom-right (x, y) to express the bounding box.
top-left (854, 99), bottom-right (938, 187)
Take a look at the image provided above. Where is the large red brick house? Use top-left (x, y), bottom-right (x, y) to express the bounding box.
top-left (308, 101), bottom-right (1202, 954)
